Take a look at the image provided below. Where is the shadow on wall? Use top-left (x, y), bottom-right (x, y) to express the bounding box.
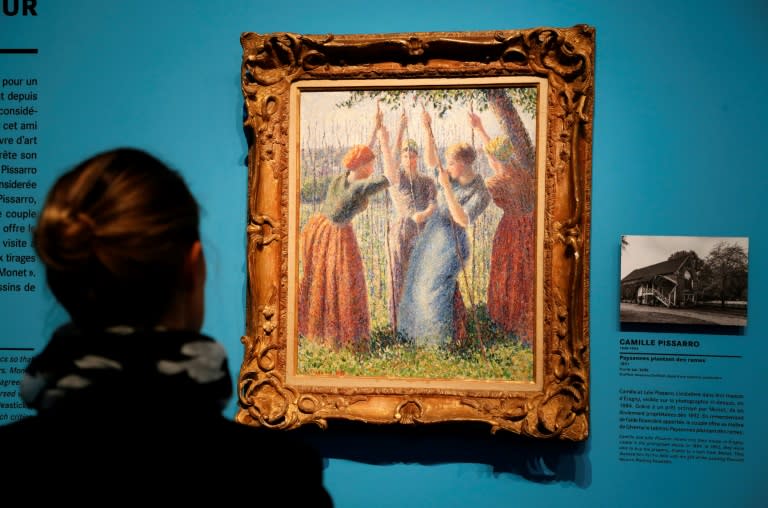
top-left (294, 420), bottom-right (591, 486)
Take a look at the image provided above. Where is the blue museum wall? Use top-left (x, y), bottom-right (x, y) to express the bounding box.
top-left (1, 1), bottom-right (766, 506)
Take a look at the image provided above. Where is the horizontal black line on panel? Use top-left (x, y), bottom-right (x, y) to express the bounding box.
top-left (621, 352), bottom-right (742, 358)
top-left (0, 48), bottom-right (38, 54)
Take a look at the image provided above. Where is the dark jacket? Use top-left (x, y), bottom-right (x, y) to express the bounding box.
top-left (0, 324), bottom-right (333, 506)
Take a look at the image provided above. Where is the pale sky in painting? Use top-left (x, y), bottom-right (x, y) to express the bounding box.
top-left (620, 235), bottom-right (750, 279)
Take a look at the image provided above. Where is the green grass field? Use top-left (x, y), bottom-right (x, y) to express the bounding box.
top-left (298, 306), bottom-right (534, 381)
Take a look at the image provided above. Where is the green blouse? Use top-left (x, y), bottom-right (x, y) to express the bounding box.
top-left (320, 172), bottom-right (389, 224)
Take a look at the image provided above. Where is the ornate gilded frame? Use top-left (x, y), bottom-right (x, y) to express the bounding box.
top-left (238, 27), bottom-right (593, 440)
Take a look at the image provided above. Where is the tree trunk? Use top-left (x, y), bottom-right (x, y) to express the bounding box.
top-left (720, 273), bottom-right (726, 308)
top-left (487, 89), bottom-right (535, 174)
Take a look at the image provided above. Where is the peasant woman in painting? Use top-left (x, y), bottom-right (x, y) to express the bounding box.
top-left (470, 112), bottom-right (536, 343)
top-left (397, 109), bottom-right (491, 347)
top-left (376, 110), bottom-right (437, 331)
top-left (298, 109), bottom-right (394, 352)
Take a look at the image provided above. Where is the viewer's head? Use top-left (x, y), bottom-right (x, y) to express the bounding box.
top-left (445, 142), bottom-right (476, 179)
top-left (34, 148), bottom-right (205, 330)
top-left (342, 144), bottom-right (375, 178)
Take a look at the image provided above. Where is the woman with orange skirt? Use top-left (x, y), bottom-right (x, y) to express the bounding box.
top-left (470, 113), bottom-right (536, 344)
top-left (298, 141), bottom-right (391, 352)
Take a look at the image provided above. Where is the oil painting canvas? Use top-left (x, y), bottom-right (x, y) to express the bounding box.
top-left (289, 82), bottom-right (544, 385)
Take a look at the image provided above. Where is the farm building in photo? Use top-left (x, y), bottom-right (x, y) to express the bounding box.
top-left (621, 256), bottom-right (699, 307)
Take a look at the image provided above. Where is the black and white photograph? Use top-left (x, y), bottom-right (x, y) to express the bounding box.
top-left (620, 235), bottom-right (749, 327)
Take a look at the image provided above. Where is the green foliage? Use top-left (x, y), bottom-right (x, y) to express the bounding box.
top-left (457, 303), bottom-right (510, 354)
top-left (300, 175), bottom-right (332, 203)
top-left (337, 88), bottom-right (537, 118)
top-left (506, 87), bottom-right (537, 117)
top-left (298, 327), bottom-right (533, 381)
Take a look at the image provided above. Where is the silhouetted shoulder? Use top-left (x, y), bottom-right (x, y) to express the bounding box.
top-left (0, 416), bottom-right (333, 506)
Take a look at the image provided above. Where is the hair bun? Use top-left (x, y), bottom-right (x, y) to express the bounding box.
top-left (72, 212), bottom-right (96, 233)
top-left (70, 212), bottom-right (97, 246)
top-left (34, 207), bottom-right (98, 271)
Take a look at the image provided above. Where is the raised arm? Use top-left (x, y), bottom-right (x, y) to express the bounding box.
top-left (377, 123), bottom-right (399, 186)
top-left (421, 107), bottom-right (439, 170)
top-left (469, 111), bottom-right (505, 175)
top-left (367, 103), bottom-right (383, 149)
top-left (468, 111), bottom-right (491, 146)
top-left (393, 110), bottom-right (407, 161)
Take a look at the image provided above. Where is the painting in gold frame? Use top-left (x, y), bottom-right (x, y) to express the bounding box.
top-left (238, 27), bottom-right (593, 440)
